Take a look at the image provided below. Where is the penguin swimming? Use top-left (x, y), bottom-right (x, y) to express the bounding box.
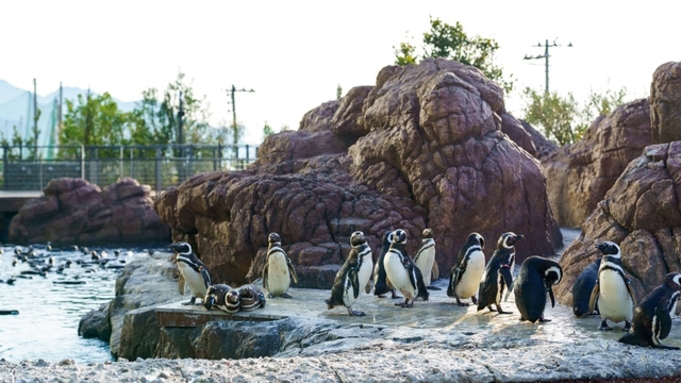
top-left (414, 228), bottom-right (440, 290)
top-left (238, 284), bottom-right (267, 311)
top-left (262, 232), bottom-right (298, 298)
top-left (572, 257), bottom-right (601, 317)
top-left (326, 231), bottom-right (374, 316)
top-left (447, 232), bottom-right (485, 306)
top-left (373, 231), bottom-right (399, 299)
top-left (589, 241), bottom-right (636, 331)
top-left (514, 256), bottom-right (563, 323)
top-left (383, 229), bottom-right (429, 308)
top-left (203, 284), bottom-right (240, 314)
top-left (168, 242), bottom-right (212, 305)
top-left (619, 272), bottom-right (681, 350)
top-left (477, 232), bottom-right (523, 314)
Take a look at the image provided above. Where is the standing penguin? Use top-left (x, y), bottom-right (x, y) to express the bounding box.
top-left (572, 257), bottom-right (602, 317)
top-left (383, 229), bottom-right (429, 307)
top-left (589, 241), bottom-right (636, 331)
top-left (263, 232), bottom-right (298, 298)
top-left (326, 231), bottom-right (374, 316)
top-left (414, 228), bottom-right (440, 290)
top-left (447, 233), bottom-right (485, 306)
top-left (203, 284), bottom-right (240, 314)
top-left (619, 272), bottom-right (681, 350)
top-left (477, 232), bottom-right (524, 314)
top-left (373, 231), bottom-right (399, 299)
top-left (238, 284), bottom-right (267, 311)
top-left (169, 242), bottom-right (212, 305)
top-left (514, 256), bottom-right (563, 323)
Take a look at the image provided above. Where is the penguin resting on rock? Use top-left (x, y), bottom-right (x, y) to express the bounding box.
top-left (168, 242), bottom-right (212, 305)
top-left (589, 241), bottom-right (636, 331)
top-left (383, 229), bottom-right (429, 308)
top-left (414, 228), bottom-right (440, 290)
top-left (619, 272), bottom-right (681, 350)
top-left (326, 231), bottom-right (374, 316)
top-left (203, 284), bottom-right (240, 313)
top-left (572, 257), bottom-right (601, 317)
top-left (477, 232), bottom-right (523, 314)
top-left (262, 232), bottom-right (298, 298)
top-left (447, 232), bottom-right (486, 306)
top-left (238, 284), bottom-right (267, 311)
top-left (373, 231), bottom-right (400, 299)
top-left (514, 256), bottom-right (563, 323)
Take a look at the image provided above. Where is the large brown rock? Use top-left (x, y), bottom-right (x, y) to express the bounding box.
top-left (556, 142), bottom-right (681, 306)
top-left (651, 62), bottom-right (681, 144)
top-left (9, 177), bottom-right (170, 246)
top-left (156, 58), bottom-right (562, 286)
top-left (542, 98), bottom-right (652, 228)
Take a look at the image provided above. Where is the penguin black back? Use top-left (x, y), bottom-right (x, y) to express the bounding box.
top-left (514, 256), bottom-right (563, 323)
top-left (373, 231), bottom-right (395, 297)
top-left (572, 257), bottom-right (601, 317)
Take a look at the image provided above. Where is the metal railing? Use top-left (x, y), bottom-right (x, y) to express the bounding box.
top-left (0, 144), bottom-right (258, 193)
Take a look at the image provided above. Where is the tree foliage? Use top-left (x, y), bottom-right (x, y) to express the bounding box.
top-left (394, 17), bottom-right (513, 93)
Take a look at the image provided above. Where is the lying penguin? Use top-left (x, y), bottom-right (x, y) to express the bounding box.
top-left (203, 284), bottom-right (240, 313)
top-left (326, 231), bottom-right (374, 316)
top-left (477, 232), bottom-right (523, 314)
top-left (238, 284), bottom-right (267, 311)
top-left (514, 256), bottom-right (563, 323)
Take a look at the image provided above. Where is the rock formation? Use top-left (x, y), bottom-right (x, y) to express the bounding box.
top-left (542, 99), bottom-right (652, 228)
top-left (651, 61), bottom-right (681, 144)
top-left (556, 142), bottom-right (681, 305)
top-left (9, 177), bottom-right (170, 246)
top-left (156, 58), bottom-right (563, 287)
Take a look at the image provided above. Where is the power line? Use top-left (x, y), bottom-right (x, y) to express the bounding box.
top-left (228, 85), bottom-right (255, 145)
top-left (523, 39), bottom-right (573, 94)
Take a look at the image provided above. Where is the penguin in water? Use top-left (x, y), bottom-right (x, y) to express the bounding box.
top-left (373, 231), bottom-right (399, 299)
top-left (514, 256), bottom-right (563, 323)
top-left (447, 233), bottom-right (486, 306)
top-left (572, 257), bottom-right (602, 317)
top-left (203, 284), bottom-right (240, 314)
top-left (588, 241), bottom-right (636, 331)
top-left (262, 232), bottom-right (298, 298)
top-left (414, 228), bottom-right (440, 290)
top-left (168, 242), bottom-right (212, 305)
top-left (477, 232), bottom-right (524, 314)
top-left (619, 272), bottom-right (681, 350)
top-left (326, 231), bottom-right (374, 316)
top-left (238, 284), bottom-right (267, 311)
top-left (383, 229), bottom-right (429, 307)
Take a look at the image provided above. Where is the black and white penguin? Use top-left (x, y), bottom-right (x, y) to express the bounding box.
top-left (326, 231), bottom-right (374, 316)
top-left (203, 284), bottom-right (240, 314)
top-left (262, 232), bottom-right (298, 298)
top-left (477, 232), bottom-right (524, 314)
top-left (238, 284), bottom-right (266, 311)
top-left (514, 256), bottom-right (563, 323)
top-left (619, 272), bottom-right (681, 350)
top-left (168, 242), bottom-right (212, 305)
top-left (373, 231), bottom-right (399, 299)
top-left (383, 229), bottom-right (429, 307)
top-left (447, 232), bottom-right (486, 306)
top-left (588, 241), bottom-right (636, 331)
top-left (414, 228), bottom-right (440, 290)
top-left (572, 257), bottom-right (601, 317)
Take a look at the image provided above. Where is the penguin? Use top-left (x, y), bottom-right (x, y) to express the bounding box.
top-left (203, 284), bottom-right (240, 314)
top-left (326, 231), bottom-right (374, 316)
top-left (238, 284), bottom-right (267, 311)
top-left (619, 272), bottom-right (681, 350)
top-left (262, 232), bottom-right (298, 298)
top-left (477, 232), bottom-right (524, 314)
top-left (373, 231), bottom-right (399, 299)
top-left (383, 229), bottom-right (429, 308)
top-left (572, 257), bottom-right (602, 317)
top-left (414, 228), bottom-right (440, 290)
top-left (588, 241), bottom-right (636, 331)
top-left (447, 232), bottom-right (485, 306)
top-left (168, 242), bottom-right (212, 305)
top-left (514, 256), bottom-right (563, 323)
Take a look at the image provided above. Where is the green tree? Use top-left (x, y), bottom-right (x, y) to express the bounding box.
top-left (336, 84), bottom-right (343, 100)
top-left (263, 121), bottom-right (274, 138)
top-left (394, 17), bottom-right (513, 93)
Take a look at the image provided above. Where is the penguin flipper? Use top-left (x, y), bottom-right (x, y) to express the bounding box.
top-left (262, 264), bottom-right (269, 291)
top-left (365, 280), bottom-right (372, 294)
top-left (626, 282), bottom-right (637, 306)
top-left (588, 283), bottom-right (600, 314)
top-left (548, 286), bottom-right (556, 308)
top-left (178, 275), bottom-right (185, 295)
top-left (287, 257), bottom-right (299, 284)
top-left (349, 267), bottom-right (360, 299)
top-left (657, 305), bottom-right (673, 340)
top-left (447, 267), bottom-right (459, 298)
top-left (499, 267), bottom-right (513, 301)
top-left (432, 261), bottom-right (439, 280)
top-left (199, 266), bottom-right (212, 289)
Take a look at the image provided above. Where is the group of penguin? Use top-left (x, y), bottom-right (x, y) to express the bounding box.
top-left (168, 229), bottom-right (681, 351)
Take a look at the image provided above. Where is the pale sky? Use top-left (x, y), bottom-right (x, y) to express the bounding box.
top-left (1, 0), bottom-right (679, 145)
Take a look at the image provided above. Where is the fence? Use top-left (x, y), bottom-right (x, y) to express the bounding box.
top-left (0, 144), bottom-right (258, 192)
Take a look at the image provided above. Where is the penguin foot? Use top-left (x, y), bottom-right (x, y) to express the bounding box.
top-left (599, 320), bottom-right (612, 331)
top-left (487, 305), bottom-right (497, 312)
top-left (348, 308), bottom-right (366, 316)
top-left (539, 317), bottom-right (552, 322)
top-left (427, 286), bottom-right (442, 291)
top-left (182, 297), bottom-right (197, 306)
top-left (456, 300), bottom-right (470, 307)
top-left (267, 293), bottom-right (274, 299)
top-left (395, 299), bottom-right (413, 308)
top-left (497, 310), bottom-right (512, 315)
top-left (622, 321), bottom-right (632, 332)
top-left (655, 344), bottom-right (681, 350)
top-left (281, 293), bottom-right (293, 299)
top-left (471, 296), bottom-right (478, 305)
top-left (391, 290), bottom-right (402, 299)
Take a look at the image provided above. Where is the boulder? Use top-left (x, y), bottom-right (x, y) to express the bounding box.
top-left (555, 142), bottom-right (681, 306)
top-left (651, 61), bottom-right (681, 144)
top-left (8, 177), bottom-right (170, 246)
top-left (542, 99), bottom-right (652, 228)
top-left (156, 58), bottom-right (562, 286)
top-left (77, 302), bottom-right (111, 342)
top-left (519, 119), bottom-right (558, 159)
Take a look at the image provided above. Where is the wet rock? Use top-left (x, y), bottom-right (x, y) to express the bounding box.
top-left (651, 61), bottom-right (681, 144)
top-left (78, 303), bottom-right (111, 342)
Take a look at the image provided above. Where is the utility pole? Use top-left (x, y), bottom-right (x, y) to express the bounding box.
top-left (523, 39), bottom-right (572, 94)
top-left (177, 91), bottom-right (185, 146)
top-left (33, 78), bottom-right (38, 158)
top-left (229, 85), bottom-right (255, 146)
top-left (58, 82), bottom-right (63, 136)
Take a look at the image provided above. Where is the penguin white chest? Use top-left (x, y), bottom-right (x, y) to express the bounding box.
top-left (343, 253), bottom-right (374, 306)
top-left (384, 251), bottom-right (415, 299)
top-left (415, 246), bottom-right (435, 286)
top-left (598, 270), bottom-right (633, 322)
top-left (178, 262), bottom-right (207, 299)
top-left (267, 253), bottom-right (291, 296)
top-left (455, 250), bottom-right (485, 299)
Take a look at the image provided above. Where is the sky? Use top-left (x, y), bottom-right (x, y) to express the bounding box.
top-left (1, 0), bottom-right (679, 145)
